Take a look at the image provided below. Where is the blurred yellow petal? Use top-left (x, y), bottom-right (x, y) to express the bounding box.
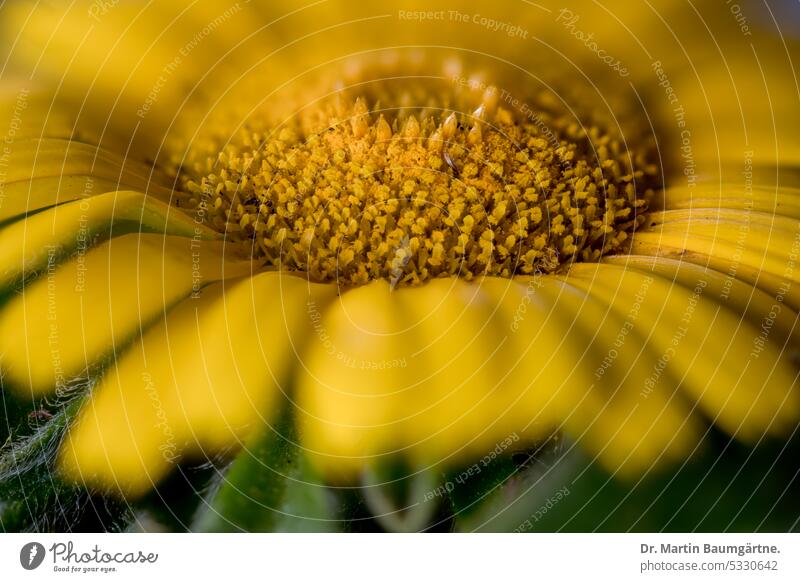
top-left (0, 139), bottom-right (173, 221)
top-left (0, 234), bottom-right (251, 394)
top-left (298, 274), bottom-right (700, 479)
top-left (297, 280), bottom-right (413, 475)
top-left (604, 254), bottom-right (800, 350)
top-left (537, 276), bottom-right (700, 476)
top-left (298, 278), bottom-right (539, 477)
top-left (59, 272), bottom-right (334, 496)
top-left (0, 1), bottom-right (314, 151)
top-left (0, 82), bottom-right (79, 141)
top-left (395, 278), bottom-right (528, 463)
top-left (566, 263), bottom-right (799, 440)
top-left (0, 190), bottom-right (217, 289)
top-left (0, 0), bottom-right (796, 504)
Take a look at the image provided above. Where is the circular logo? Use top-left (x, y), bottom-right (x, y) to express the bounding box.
top-left (19, 542), bottom-right (46, 570)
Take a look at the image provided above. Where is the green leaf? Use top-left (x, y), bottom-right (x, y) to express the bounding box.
top-left (0, 373), bottom-right (62, 446)
top-left (456, 429), bottom-right (800, 532)
top-left (444, 450), bottom-right (524, 521)
top-left (192, 406), bottom-right (340, 532)
top-left (359, 463), bottom-right (442, 532)
top-left (0, 399), bottom-right (76, 530)
top-left (454, 438), bottom-right (581, 532)
top-left (127, 462), bottom-right (225, 532)
top-left (0, 395), bottom-right (129, 532)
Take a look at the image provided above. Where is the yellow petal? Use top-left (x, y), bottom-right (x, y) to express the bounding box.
top-left (0, 139), bottom-right (174, 221)
top-left (567, 263), bottom-right (800, 440)
top-left (640, 209), bottom-right (800, 278)
top-left (0, 234), bottom-right (251, 394)
top-left (393, 278), bottom-right (542, 464)
top-left (0, 190), bottom-right (217, 289)
top-left (660, 184), bottom-right (800, 220)
top-left (296, 280), bottom-right (413, 476)
top-left (59, 272), bottom-right (334, 496)
top-left (0, 82), bottom-right (77, 141)
top-left (0, 2), bottom-right (295, 150)
top-left (630, 229), bottom-right (800, 311)
top-left (604, 254), bottom-right (800, 350)
top-left (633, 221), bottom-right (800, 300)
top-left (298, 274), bottom-right (699, 479)
top-left (537, 275), bottom-right (700, 476)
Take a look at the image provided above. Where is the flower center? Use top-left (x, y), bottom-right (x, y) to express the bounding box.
top-left (175, 83), bottom-right (658, 287)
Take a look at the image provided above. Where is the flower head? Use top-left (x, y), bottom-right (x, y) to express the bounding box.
top-left (0, 0), bottom-right (798, 530)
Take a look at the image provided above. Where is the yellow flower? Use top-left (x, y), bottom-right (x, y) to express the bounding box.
top-left (0, 0), bottom-right (798, 503)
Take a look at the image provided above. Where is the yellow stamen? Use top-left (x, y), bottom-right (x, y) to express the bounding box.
top-left (175, 88), bottom-right (657, 287)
